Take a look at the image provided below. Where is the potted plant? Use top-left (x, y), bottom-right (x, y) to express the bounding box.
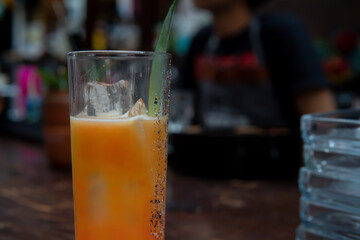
top-left (40, 65), bottom-right (71, 169)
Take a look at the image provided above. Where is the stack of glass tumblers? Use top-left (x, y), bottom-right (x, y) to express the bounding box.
top-left (297, 109), bottom-right (360, 240)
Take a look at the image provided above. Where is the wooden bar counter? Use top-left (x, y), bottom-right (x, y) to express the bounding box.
top-left (0, 136), bottom-right (300, 240)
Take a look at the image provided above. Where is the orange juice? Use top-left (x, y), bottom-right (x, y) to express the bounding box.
top-left (70, 115), bottom-right (168, 240)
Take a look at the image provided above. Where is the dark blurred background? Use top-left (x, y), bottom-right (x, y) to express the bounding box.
top-left (0, 0), bottom-right (359, 176)
top-left (1, 1), bottom-right (360, 239)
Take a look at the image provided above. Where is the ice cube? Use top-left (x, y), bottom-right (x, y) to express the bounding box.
top-left (129, 98), bottom-right (147, 117)
top-left (85, 80), bottom-right (132, 116)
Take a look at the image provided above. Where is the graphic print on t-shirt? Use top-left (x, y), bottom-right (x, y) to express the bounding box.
top-left (195, 51), bottom-right (268, 84)
top-left (194, 51), bottom-right (286, 129)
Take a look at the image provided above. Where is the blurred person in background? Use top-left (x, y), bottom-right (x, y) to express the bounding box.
top-left (181, 0), bottom-right (336, 130)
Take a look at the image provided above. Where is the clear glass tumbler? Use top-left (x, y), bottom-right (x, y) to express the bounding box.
top-left (298, 109), bottom-right (360, 240)
top-left (67, 51), bottom-right (171, 240)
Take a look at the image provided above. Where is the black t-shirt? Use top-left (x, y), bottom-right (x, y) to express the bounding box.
top-left (181, 13), bottom-right (328, 129)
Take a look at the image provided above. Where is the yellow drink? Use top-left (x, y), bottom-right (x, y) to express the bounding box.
top-left (70, 115), bottom-right (168, 240)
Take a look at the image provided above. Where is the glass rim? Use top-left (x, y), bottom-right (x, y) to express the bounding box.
top-left (67, 50), bottom-right (171, 59)
top-left (301, 108), bottom-right (360, 125)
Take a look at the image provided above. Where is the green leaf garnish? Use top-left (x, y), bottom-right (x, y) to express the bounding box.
top-left (148, 0), bottom-right (177, 117)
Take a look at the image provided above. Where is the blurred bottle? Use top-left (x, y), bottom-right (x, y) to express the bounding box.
top-left (26, 76), bottom-right (42, 123)
top-left (169, 89), bottom-right (194, 133)
top-left (106, 0), bottom-right (140, 50)
top-left (8, 65), bottom-right (42, 122)
top-left (92, 20), bottom-right (107, 50)
top-left (172, 0), bottom-right (212, 56)
top-left (12, 1), bottom-right (46, 61)
top-left (0, 68), bottom-right (10, 115)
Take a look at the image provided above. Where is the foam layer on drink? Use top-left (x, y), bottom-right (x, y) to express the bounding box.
top-left (76, 98), bottom-right (151, 121)
top-left (71, 114), bottom-right (157, 122)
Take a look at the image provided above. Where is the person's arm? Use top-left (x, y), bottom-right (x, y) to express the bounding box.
top-left (263, 14), bottom-right (337, 118)
top-left (294, 88), bottom-right (336, 115)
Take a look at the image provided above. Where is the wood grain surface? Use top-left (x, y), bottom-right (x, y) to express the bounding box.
top-left (0, 136), bottom-right (300, 240)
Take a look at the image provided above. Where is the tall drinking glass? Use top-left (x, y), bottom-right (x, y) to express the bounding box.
top-left (67, 51), bottom-right (171, 240)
